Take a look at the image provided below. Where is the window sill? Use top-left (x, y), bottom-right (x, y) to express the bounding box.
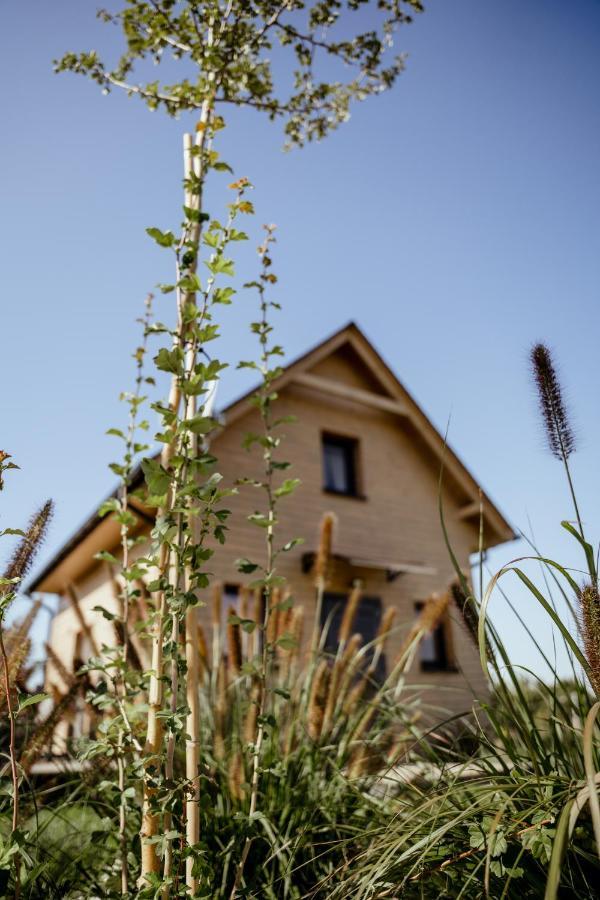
top-left (322, 488), bottom-right (367, 501)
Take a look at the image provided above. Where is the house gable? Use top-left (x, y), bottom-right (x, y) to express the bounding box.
top-left (27, 322), bottom-right (515, 595)
top-left (224, 323), bottom-right (515, 547)
top-left (307, 341), bottom-right (394, 397)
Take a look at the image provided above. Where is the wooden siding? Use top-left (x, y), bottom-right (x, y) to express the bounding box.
top-left (46, 353), bottom-right (490, 717)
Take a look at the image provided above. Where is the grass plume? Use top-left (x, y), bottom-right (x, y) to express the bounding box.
top-left (579, 583), bottom-right (600, 696)
top-left (530, 344), bottom-right (575, 462)
top-left (3, 500), bottom-right (54, 587)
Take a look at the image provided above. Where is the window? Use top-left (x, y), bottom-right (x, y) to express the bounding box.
top-left (222, 583), bottom-right (241, 623)
top-left (321, 592), bottom-right (386, 681)
top-left (322, 433), bottom-right (359, 496)
top-left (414, 602), bottom-right (451, 671)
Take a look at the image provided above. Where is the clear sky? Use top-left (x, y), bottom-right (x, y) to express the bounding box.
top-left (2, 0), bottom-right (599, 678)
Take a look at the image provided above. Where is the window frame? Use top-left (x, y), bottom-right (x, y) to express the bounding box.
top-left (321, 431), bottom-right (362, 498)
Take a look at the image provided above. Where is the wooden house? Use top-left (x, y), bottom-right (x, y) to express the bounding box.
top-left (29, 323), bottom-right (514, 746)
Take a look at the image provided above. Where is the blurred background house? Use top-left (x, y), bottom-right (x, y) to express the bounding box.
top-left (28, 323), bottom-right (514, 751)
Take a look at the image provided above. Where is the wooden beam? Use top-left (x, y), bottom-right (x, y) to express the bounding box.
top-left (292, 372), bottom-right (409, 416)
top-left (457, 501), bottom-right (481, 521)
top-left (349, 557), bottom-right (437, 577)
top-left (129, 497), bottom-right (156, 526)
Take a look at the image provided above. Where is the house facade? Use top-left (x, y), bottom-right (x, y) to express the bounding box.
top-left (30, 323), bottom-right (514, 746)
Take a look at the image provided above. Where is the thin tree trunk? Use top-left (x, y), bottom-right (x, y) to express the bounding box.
top-left (140, 108), bottom-right (213, 887)
top-left (185, 601), bottom-right (201, 891)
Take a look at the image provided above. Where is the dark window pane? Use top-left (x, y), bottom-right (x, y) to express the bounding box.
top-left (223, 583), bottom-right (240, 621)
top-left (322, 435), bottom-right (357, 495)
top-left (321, 592), bottom-right (386, 681)
top-left (414, 602), bottom-right (449, 671)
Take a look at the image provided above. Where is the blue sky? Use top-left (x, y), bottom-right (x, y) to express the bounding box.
top-left (1, 0), bottom-right (599, 677)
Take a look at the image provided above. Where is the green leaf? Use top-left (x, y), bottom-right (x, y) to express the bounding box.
top-left (273, 688), bottom-right (290, 699)
top-left (154, 347), bottom-right (183, 374)
top-left (206, 255), bottom-right (235, 276)
top-left (146, 227), bottom-right (175, 248)
top-left (274, 415), bottom-right (297, 426)
top-left (141, 458), bottom-right (171, 496)
top-left (213, 286), bottom-right (235, 305)
top-left (178, 273), bottom-right (202, 293)
top-left (185, 415), bottom-right (217, 435)
top-left (236, 558), bottom-right (259, 574)
top-left (544, 802), bottom-right (573, 900)
top-left (17, 692), bottom-right (48, 714)
top-left (248, 513), bottom-right (276, 528)
top-left (275, 633), bottom-right (297, 650)
top-left (468, 825), bottom-right (485, 850)
top-left (281, 538), bottom-right (304, 552)
top-left (228, 615), bottom-right (257, 634)
top-left (183, 205), bottom-right (210, 223)
top-left (197, 324), bottom-right (219, 343)
top-left (203, 231), bottom-right (220, 248)
top-left (249, 575), bottom-right (286, 590)
top-left (98, 498), bottom-right (120, 518)
top-left (94, 551), bottom-right (118, 564)
top-left (274, 478), bottom-right (301, 498)
top-left (561, 520), bottom-right (597, 581)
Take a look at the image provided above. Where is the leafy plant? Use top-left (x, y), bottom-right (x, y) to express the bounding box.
top-left (53, 1), bottom-right (425, 893)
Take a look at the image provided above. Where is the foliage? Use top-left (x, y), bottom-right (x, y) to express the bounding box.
top-left (55, 0), bottom-right (423, 147)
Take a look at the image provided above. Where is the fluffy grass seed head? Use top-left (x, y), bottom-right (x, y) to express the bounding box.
top-left (226, 606), bottom-right (243, 676)
top-left (531, 343), bottom-right (576, 461)
top-left (450, 580), bottom-right (478, 647)
top-left (308, 660), bottom-right (330, 741)
top-left (314, 512), bottom-right (336, 585)
top-left (376, 606), bottom-right (396, 646)
top-left (339, 585), bottom-right (362, 647)
top-left (580, 582), bottom-right (600, 696)
top-left (396, 591), bottom-right (449, 670)
top-left (227, 749), bottom-right (245, 801)
top-left (214, 658), bottom-right (228, 761)
top-left (243, 679), bottom-right (260, 745)
top-left (211, 583), bottom-right (222, 629)
top-left (197, 625), bottom-right (209, 670)
top-left (3, 500), bottom-right (54, 590)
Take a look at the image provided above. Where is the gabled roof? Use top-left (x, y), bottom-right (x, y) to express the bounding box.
top-left (28, 322), bottom-right (515, 593)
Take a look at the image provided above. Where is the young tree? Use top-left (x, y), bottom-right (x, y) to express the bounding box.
top-left (56, 1), bottom-right (422, 892)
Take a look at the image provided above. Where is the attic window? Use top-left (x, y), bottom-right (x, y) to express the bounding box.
top-left (322, 433), bottom-right (359, 497)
